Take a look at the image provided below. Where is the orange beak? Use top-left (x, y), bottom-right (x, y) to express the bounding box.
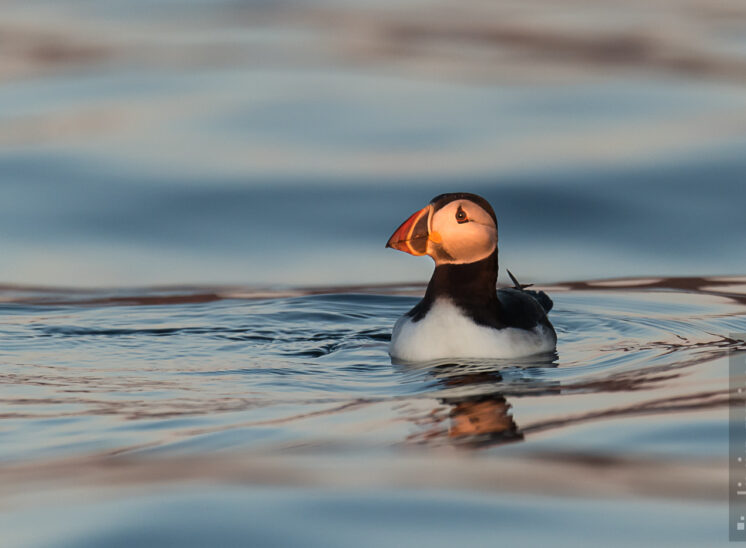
top-left (386, 205), bottom-right (432, 256)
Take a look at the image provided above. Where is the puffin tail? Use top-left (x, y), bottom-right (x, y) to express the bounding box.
top-left (506, 269), bottom-right (554, 313)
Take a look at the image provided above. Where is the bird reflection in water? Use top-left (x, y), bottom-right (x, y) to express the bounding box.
top-left (403, 354), bottom-right (558, 448)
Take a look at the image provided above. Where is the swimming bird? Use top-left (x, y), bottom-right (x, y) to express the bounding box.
top-left (386, 193), bottom-right (556, 362)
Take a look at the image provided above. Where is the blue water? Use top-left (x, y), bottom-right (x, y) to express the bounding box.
top-left (2, 0), bottom-right (746, 545)
top-left (1, 280), bottom-right (744, 546)
top-left (0, 488), bottom-right (724, 548)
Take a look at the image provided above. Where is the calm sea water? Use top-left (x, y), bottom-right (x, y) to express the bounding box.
top-left (1, 278), bottom-right (744, 546)
top-left (2, 0), bottom-right (746, 545)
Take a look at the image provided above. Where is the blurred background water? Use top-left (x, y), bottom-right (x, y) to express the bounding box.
top-left (1, 0), bottom-right (745, 286)
top-left (2, 0), bottom-right (746, 546)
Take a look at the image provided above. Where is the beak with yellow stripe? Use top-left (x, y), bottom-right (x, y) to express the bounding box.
top-left (385, 205), bottom-right (442, 256)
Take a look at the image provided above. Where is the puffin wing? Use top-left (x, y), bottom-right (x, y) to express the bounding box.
top-left (505, 269), bottom-right (553, 313)
top-left (496, 288), bottom-right (550, 329)
top-left (497, 270), bottom-right (554, 330)
top-left (521, 289), bottom-right (553, 313)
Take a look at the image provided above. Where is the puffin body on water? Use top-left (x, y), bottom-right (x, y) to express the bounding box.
top-left (386, 193), bottom-right (556, 362)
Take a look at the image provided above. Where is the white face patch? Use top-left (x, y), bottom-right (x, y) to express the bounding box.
top-left (428, 200), bottom-right (497, 265)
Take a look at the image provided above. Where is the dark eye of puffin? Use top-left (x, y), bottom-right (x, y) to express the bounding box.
top-left (455, 206), bottom-right (468, 223)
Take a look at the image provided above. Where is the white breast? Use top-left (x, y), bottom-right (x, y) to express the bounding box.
top-left (389, 298), bottom-right (556, 362)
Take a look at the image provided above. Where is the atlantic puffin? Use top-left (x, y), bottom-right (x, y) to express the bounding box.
top-left (386, 193), bottom-right (556, 362)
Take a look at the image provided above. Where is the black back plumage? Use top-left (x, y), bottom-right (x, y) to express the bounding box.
top-left (506, 269), bottom-right (553, 313)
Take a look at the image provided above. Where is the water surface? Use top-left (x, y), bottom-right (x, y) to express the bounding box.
top-left (1, 277), bottom-right (743, 546)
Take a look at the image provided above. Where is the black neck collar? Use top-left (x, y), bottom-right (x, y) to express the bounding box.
top-left (408, 249), bottom-right (504, 328)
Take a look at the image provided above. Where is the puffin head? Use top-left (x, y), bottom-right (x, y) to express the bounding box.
top-left (386, 193), bottom-right (497, 265)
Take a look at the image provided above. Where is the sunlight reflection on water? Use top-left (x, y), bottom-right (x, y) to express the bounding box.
top-left (0, 278), bottom-right (742, 545)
